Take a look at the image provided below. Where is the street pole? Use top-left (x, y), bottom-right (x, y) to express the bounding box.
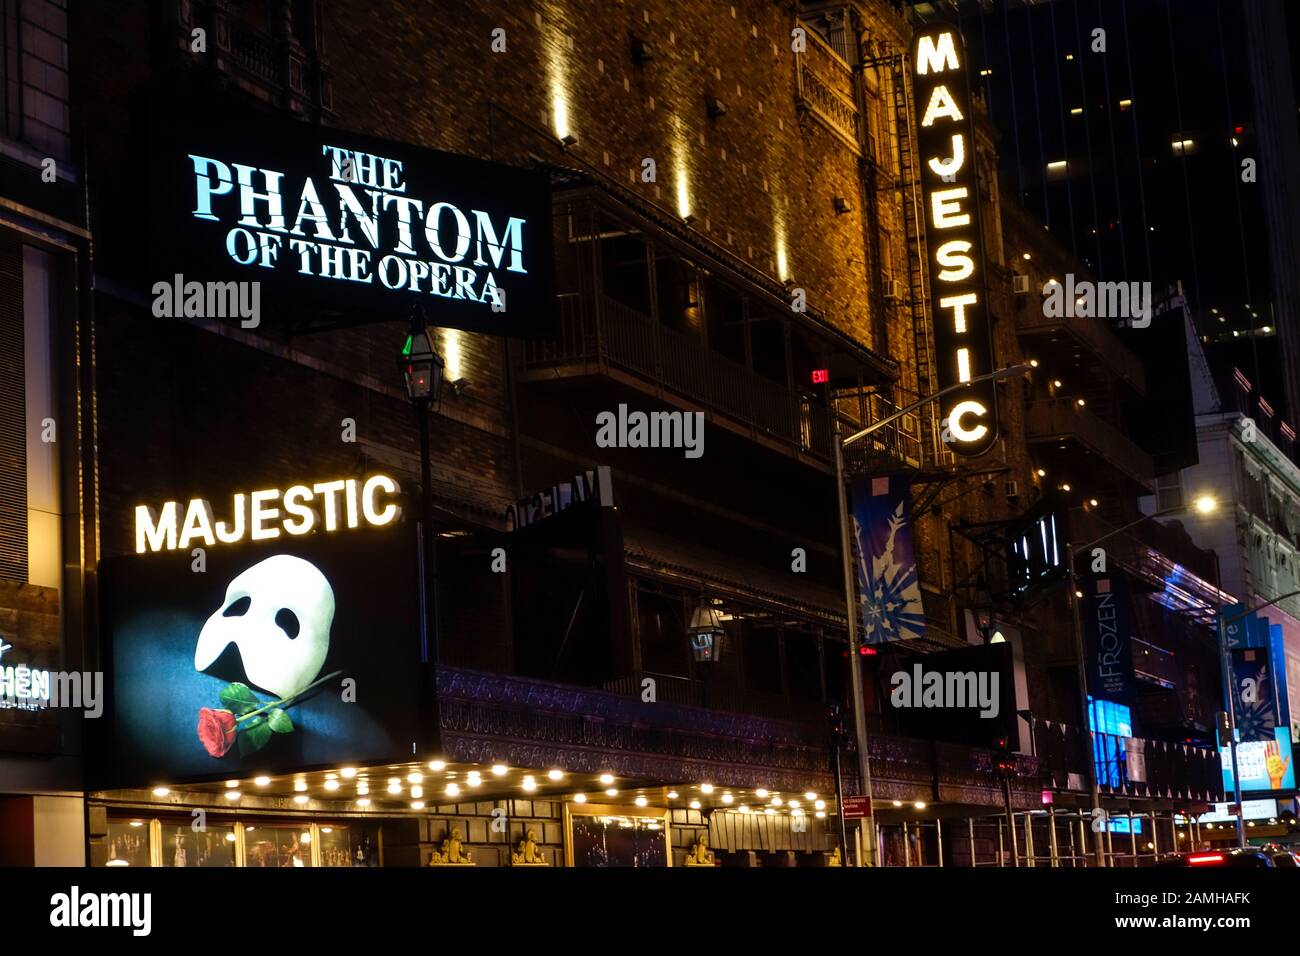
top-left (417, 399), bottom-right (439, 666)
top-left (1208, 548), bottom-right (1246, 849)
top-left (1216, 611), bottom-right (1247, 848)
top-left (1066, 542), bottom-right (1106, 866)
top-left (830, 723), bottom-right (851, 866)
top-left (1213, 590), bottom-right (1300, 848)
top-left (831, 363), bottom-right (1033, 867)
top-left (835, 433), bottom-right (875, 867)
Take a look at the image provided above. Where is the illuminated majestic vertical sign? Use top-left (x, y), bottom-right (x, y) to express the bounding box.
top-left (911, 27), bottom-right (997, 456)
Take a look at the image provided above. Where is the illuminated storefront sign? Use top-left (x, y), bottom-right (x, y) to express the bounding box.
top-left (0, 637), bottom-right (51, 711)
top-left (149, 99), bottom-right (556, 336)
top-left (134, 474), bottom-right (401, 553)
top-left (911, 27), bottom-right (997, 456)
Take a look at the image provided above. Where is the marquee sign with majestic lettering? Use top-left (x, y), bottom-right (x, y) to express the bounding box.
top-left (911, 27), bottom-right (998, 456)
top-left (133, 475), bottom-right (402, 554)
top-left (149, 99), bottom-right (557, 336)
top-left (98, 501), bottom-right (425, 787)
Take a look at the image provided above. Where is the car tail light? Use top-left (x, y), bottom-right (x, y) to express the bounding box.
top-left (1188, 853), bottom-right (1225, 865)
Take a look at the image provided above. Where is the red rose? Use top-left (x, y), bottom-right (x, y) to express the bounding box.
top-left (197, 707), bottom-right (237, 758)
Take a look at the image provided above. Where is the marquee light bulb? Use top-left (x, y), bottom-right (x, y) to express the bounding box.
top-left (491, 764), bottom-right (508, 776)
top-left (599, 773), bottom-right (615, 785)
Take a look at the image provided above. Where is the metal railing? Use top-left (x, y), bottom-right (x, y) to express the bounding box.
top-left (1033, 720), bottom-right (1222, 802)
top-left (1015, 306), bottom-right (1147, 392)
top-left (522, 292), bottom-right (860, 464)
top-left (603, 671), bottom-right (827, 727)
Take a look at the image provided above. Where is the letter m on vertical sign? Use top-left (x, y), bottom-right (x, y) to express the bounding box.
top-left (911, 25), bottom-right (998, 456)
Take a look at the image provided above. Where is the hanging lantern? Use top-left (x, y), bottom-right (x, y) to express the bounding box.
top-left (688, 601), bottom-right (727, 662)
top-left (400, 315), bottom-right (445, 405)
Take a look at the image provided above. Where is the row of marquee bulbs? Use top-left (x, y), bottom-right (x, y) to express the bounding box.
top-left (150, 764), bottom-right (830, 815)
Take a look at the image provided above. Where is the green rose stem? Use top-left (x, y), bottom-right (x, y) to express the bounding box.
top-left (233, 670), bottom-right (344, 725)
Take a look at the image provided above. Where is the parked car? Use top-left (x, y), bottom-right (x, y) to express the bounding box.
top-left (1155, 848), bottom-right (1278, 867)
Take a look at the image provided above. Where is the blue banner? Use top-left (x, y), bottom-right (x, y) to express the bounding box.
top-left (1220, 603), bottom-right (1271, 650)
top-left (851, 475), bottom-right (925, 644)
top-left (1082, 574), bottom-right (1136, 706)
top-left (1231, 645), bottom-right (1280, 742)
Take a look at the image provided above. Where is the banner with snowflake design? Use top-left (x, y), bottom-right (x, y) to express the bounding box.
top-left (851, 475), bottom-right (926, 644)
top-left (1231, 646), bottom-right (1280, 742)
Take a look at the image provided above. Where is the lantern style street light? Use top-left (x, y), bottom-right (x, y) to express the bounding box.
top-left (687, 600), bottom-right (727, 663)
top-left (401, 310), bottom-right (445, 406)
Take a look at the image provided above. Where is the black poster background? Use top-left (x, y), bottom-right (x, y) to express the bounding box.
top-left (145, 90), bottom-right (557, 337)
top-left (886, 641), bottom-right (1018, 749)
top-left (1082, 573), bottom-right (1136, 707)
top-left (93, 524), bottom-right (424, 788)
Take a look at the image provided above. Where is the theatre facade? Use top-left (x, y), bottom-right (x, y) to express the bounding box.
top-left (0, 0), bottom-right (1230, 868)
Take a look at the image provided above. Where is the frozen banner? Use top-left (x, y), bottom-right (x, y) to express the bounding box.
top-left (851, 475), bottom-right (925, 644)
top-left (1082, 574), bottom-right (1136, 706)
top-left (1231, 645), bottom-right (1280, 742)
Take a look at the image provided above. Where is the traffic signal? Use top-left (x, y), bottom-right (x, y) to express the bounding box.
top-left (828, 702), bottom-right (849, 747)
top-left (993, 735), bottom-right (1015, 778)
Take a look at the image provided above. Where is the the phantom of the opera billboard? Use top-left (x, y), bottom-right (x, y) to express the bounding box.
top-left (144, 91), bottom-right (557, 337)
top-left (93, 476), bottom-right (426, 787)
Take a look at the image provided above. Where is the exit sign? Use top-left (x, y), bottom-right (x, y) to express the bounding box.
top-left (811, 369), bottom-right (829, 384)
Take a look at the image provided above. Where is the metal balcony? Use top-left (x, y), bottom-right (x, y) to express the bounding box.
top-left (1015, 303), bottom-right (1147, 394)
top-left (1024, 398), bottom-right (1155, 491)
top-left (521, 292), bottom-right (866, 469)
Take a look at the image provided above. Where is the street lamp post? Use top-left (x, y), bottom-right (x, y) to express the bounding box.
top-left (1064, 502), bottom-right (1217, 866)
top-left (835, 363), bottom-right (1033, 867)
top-left (400, 307), bottom-right (446, 748)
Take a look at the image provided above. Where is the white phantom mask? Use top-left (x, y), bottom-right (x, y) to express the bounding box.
top-left (194, 555), bottom-right (334, 699)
